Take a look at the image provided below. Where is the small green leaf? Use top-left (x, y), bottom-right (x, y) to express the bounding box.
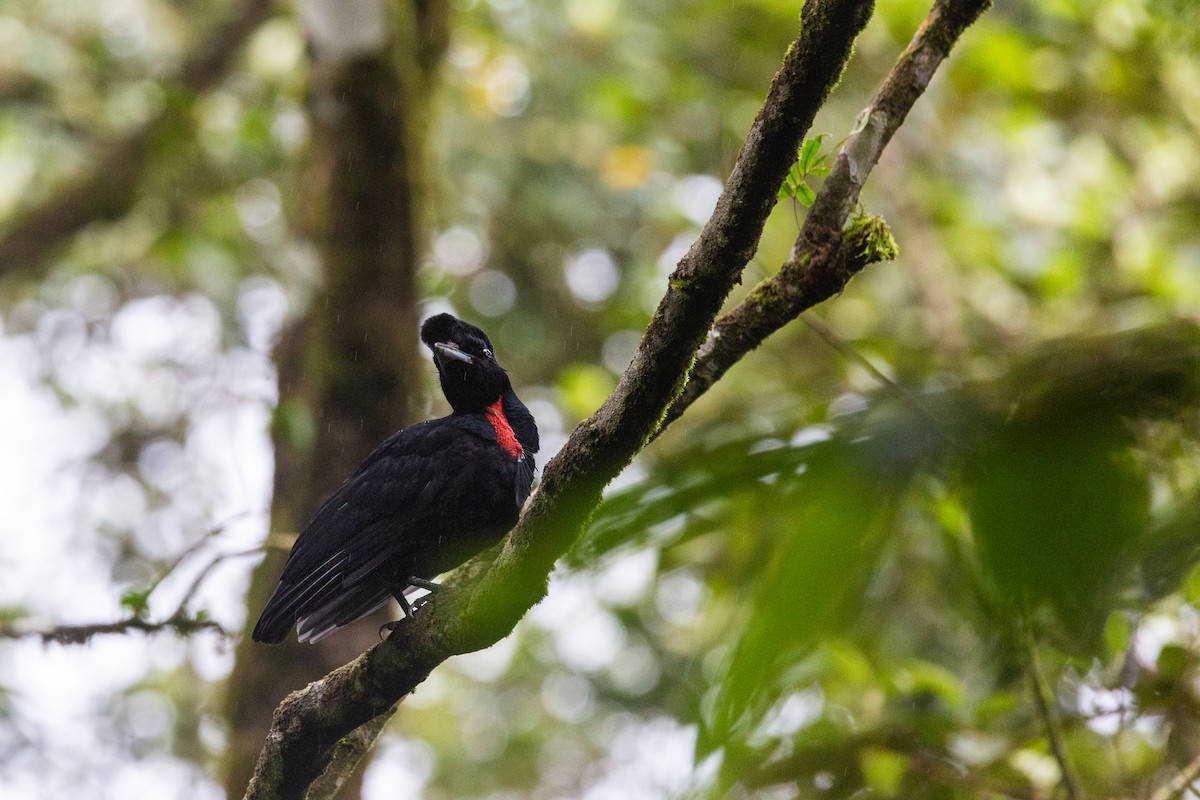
top-left (977, 690), bottom-right (1022, 723)
top-left (120, 588), bottom-right (152, 619)
top-left (779, 136), bottom-right (829, 202)
top-left (777, 163), bottom-right (804, 200)
top-left (799, 134), bottom-right (826, 173)
top-left (897, 659), bottom-right (966, 710)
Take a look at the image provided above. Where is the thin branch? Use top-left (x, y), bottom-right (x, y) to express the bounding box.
top-left (0, 533), bottom-right (261, 646)
top-left (1148, 753), bottom-right (1200, 800)
top-left (0, 0), bottom-right (275, 279)
top-left (146, 511), bottom-right (255, 598)
top-left (802, 315), bottom-right (956, 444)
top-left (167, 547), bottom-right (265, 621)
top-left (662, 0), bottom-right (992, 431)
top-left (1025, 625), bottom-right (1085, 800)
top-left (0, 612), bottom-right (227, 645)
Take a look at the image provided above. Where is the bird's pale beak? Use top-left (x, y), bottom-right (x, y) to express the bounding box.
top-left (434, 342), bottom-right (474, 366)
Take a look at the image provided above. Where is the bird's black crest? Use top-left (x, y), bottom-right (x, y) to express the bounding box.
top-left (420, 313), bottom-right (494, 354)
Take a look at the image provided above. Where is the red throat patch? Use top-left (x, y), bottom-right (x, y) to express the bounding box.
top-left (485, 399), bottom-right (523, 459)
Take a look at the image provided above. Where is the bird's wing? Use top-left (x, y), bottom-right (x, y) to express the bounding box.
top-left (251, 421), bottom-right (461, 644)
top-left (279, 425), bottom-right (448, 580)
top-left (516, 453), bottom-right (535, 507)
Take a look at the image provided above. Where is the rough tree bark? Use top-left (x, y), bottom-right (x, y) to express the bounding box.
top-left (242, 0), bottom-right (992, 797)
top-left (220, 1), bottom-right (450, 798)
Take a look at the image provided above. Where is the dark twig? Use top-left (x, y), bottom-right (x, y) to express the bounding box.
top-left (0, 613), bottom-right (227, 645)
top-left (1024, 624), bottom-right (1085, 800)
top-left (167, 547), bottom-right (265, 621)
top-left (801, 315), bottom-right (956, 444)
top-left (0, 524), bottom-right (261, 646)
top-left (146, 512), bottom-right (255, 598)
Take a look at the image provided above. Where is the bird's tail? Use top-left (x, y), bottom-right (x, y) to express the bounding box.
top-left (251, 602), bottom-right (293, 645)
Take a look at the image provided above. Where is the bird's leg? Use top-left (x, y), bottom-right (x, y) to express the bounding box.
top-left (379, 592), bottom-right (414, 638)
top-left (407, 576), bottom-right (441, 593)
top-left (378, 578), bottom-right (441, 638)
top-left (405, 577), bottom-right (440, 613)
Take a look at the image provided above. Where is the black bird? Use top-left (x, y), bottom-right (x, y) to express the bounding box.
top-left (252, 314), bottom-right (539, 644)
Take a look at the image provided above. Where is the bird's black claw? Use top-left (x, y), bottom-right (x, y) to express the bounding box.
top-left (378, 588), bottom-right (435, 639)
top-left (378, 619), bottom-right (405, 640)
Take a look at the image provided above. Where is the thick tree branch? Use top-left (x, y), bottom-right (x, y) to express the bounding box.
top-left (242, 0), bottom-right (998, 796)
top-left (0, 0), bottom-right (275, 279)
top-left (664, 0), bottom-right (993, 428)
top-left (244, 0), bottom-right (874, 794)
top-left (303, 713), bottom-right (392, 800)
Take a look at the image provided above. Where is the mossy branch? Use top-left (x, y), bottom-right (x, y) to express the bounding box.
top-left (663, 0), bottom-right (991, 431)
top-left (241, 0), bottom-right (995, 796)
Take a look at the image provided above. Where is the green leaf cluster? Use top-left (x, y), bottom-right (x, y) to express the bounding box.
top-left (777, 135), bottom-right (832, 206)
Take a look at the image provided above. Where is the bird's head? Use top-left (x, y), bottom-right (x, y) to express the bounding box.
top-left (420, 313), bottom-right (512, 413)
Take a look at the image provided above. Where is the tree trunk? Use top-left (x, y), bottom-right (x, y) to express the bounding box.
top-left (221, 2), bottom-right (449, 797)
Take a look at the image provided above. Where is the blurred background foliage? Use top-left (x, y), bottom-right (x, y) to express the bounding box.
top-left (1, 0), bottom-right (1200, 798)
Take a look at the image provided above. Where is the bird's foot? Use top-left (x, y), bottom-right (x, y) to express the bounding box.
top-left (378, 578), bottom-right (441, 639)
top-left (401, 576), bottom-right (439, 615)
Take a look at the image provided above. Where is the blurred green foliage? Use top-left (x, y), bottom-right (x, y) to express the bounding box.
top-left (3, 0), bottom-right (1200, 798)
top-left (577, 324), bottom-right (1200, 797)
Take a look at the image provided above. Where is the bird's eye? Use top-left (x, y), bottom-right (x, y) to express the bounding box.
top-left (482, 348), bottom-right (493, 359)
